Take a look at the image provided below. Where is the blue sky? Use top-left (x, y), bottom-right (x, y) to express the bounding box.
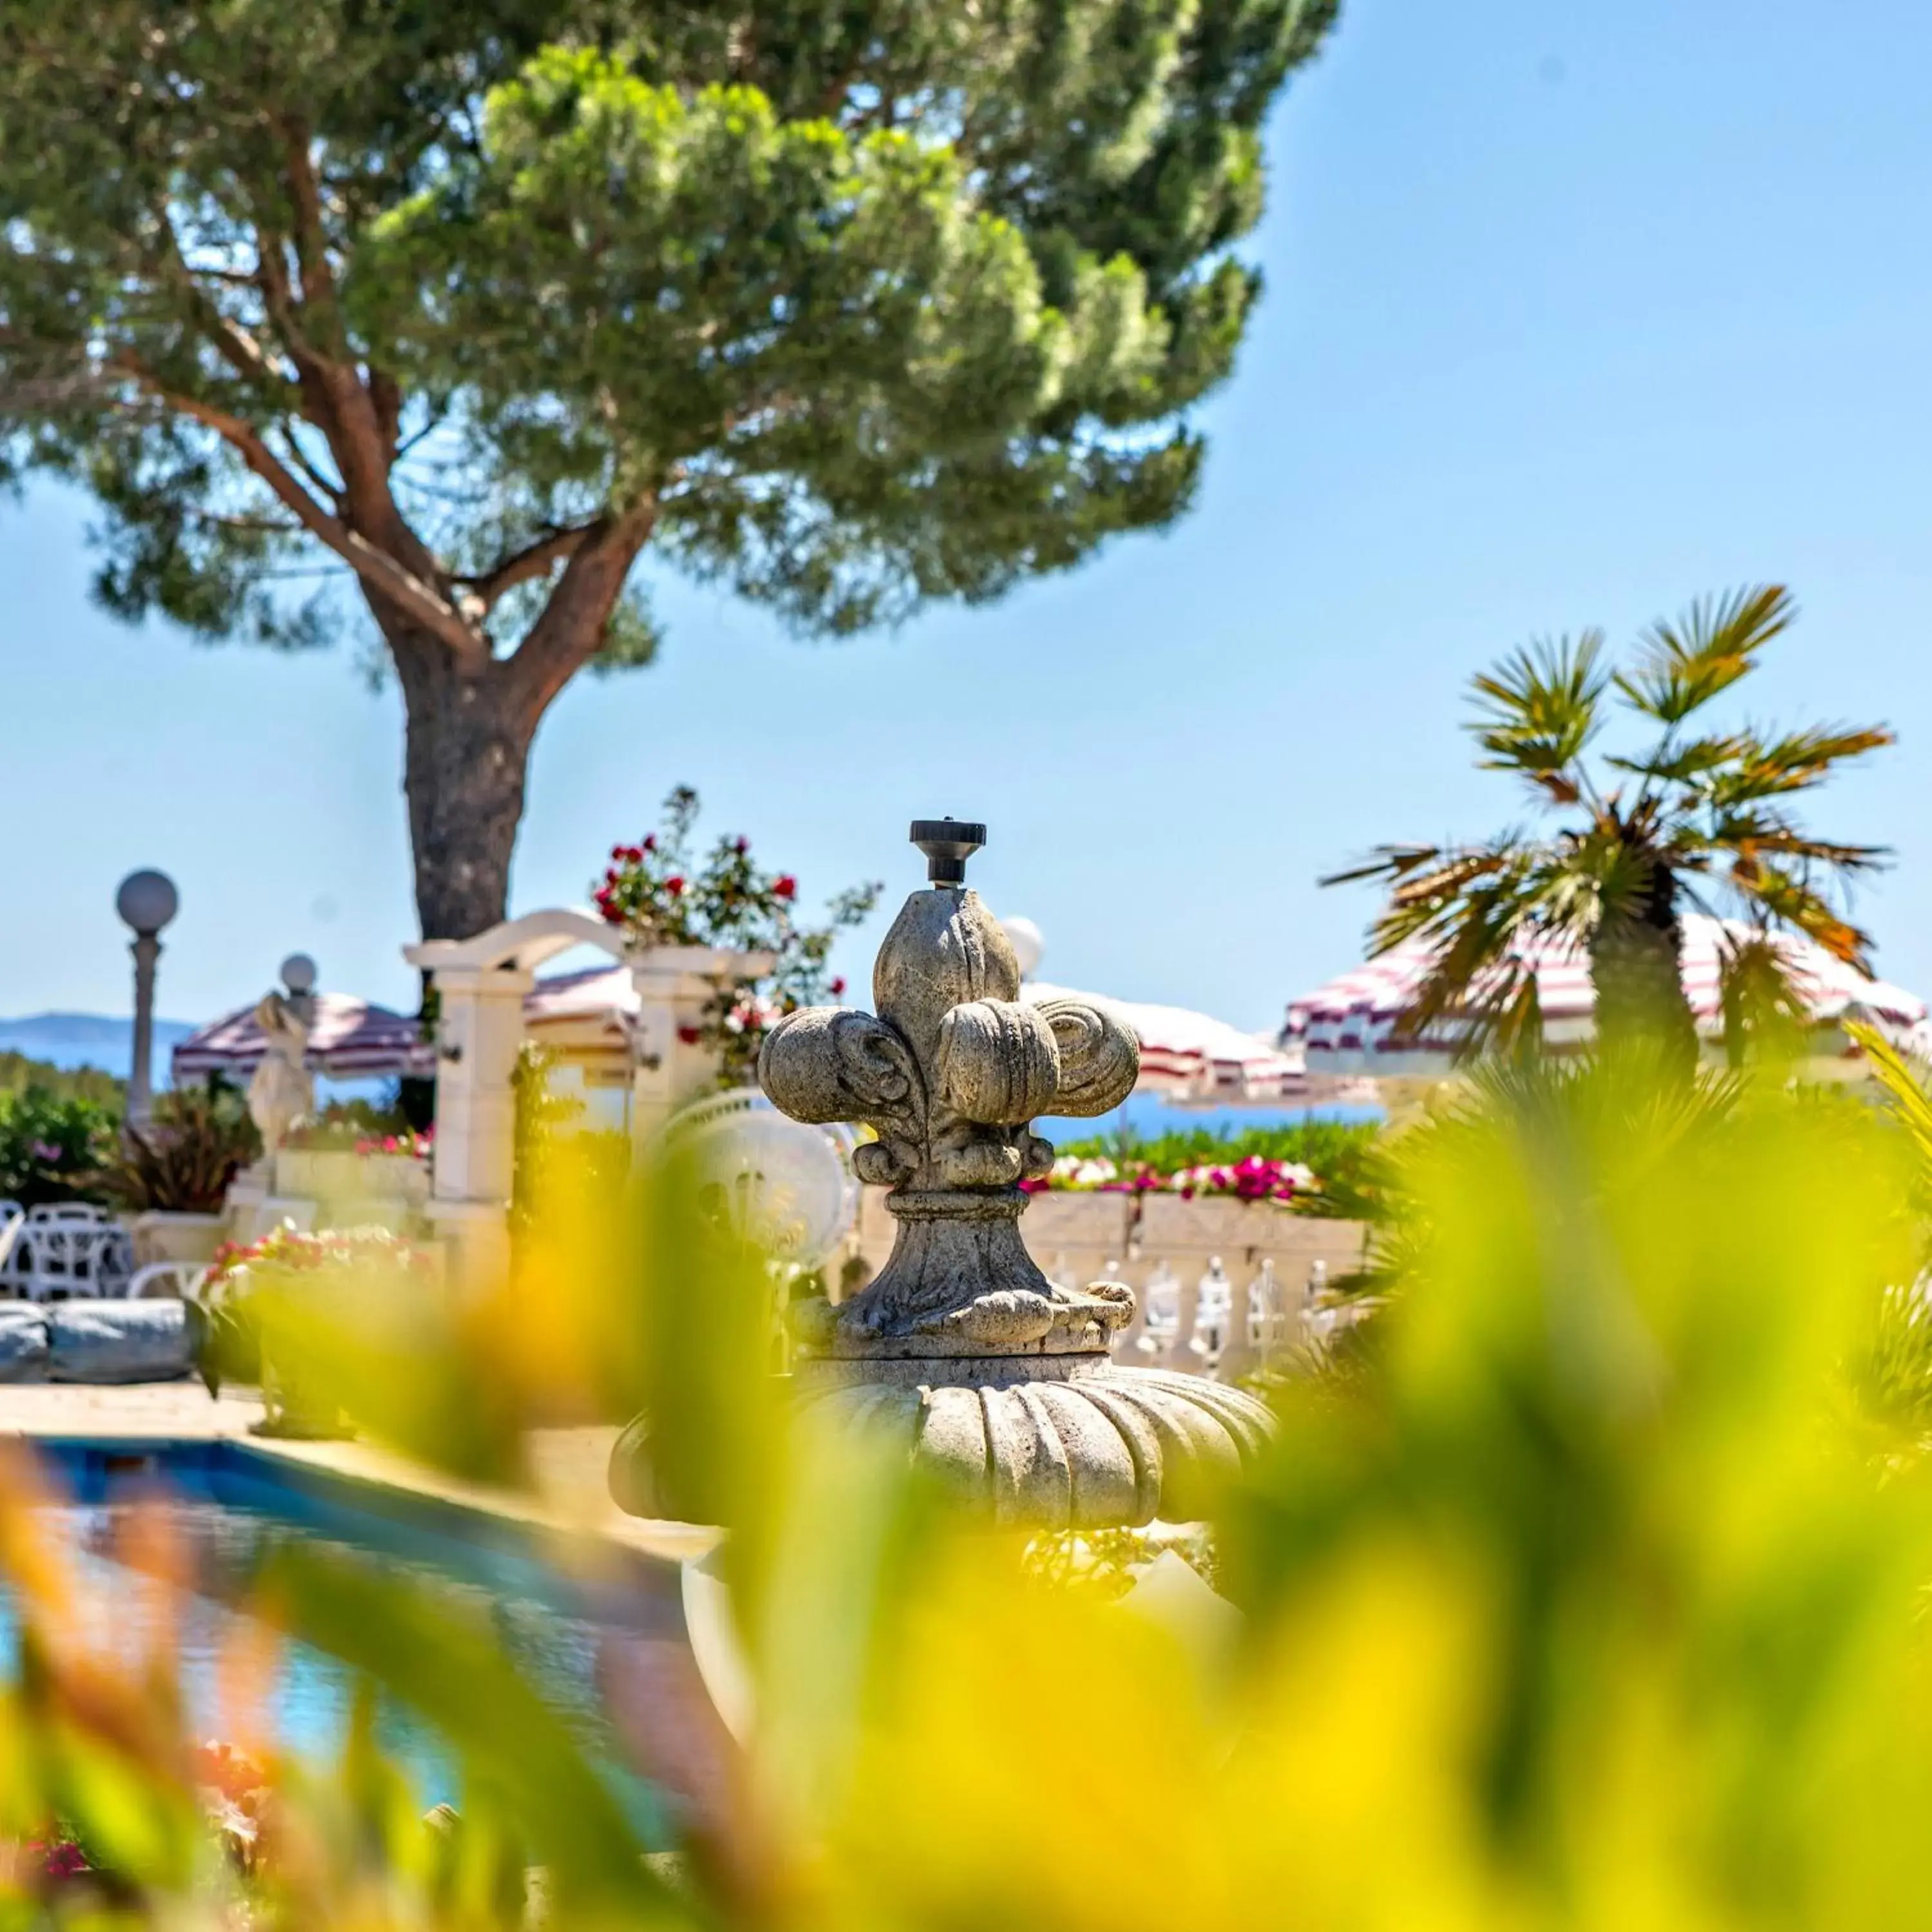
top-left (5, 0), bottom-right (1931, 1035)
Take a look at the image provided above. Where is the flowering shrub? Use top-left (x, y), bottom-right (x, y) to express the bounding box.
top-left (205, 1222), bottom-right (435, 1291)
top-left (592, 785), bottom-right (879, 1086)
top-left (0, 1088), bottom-right (116, 1206)
top-left (194, 1224), bottom-right (437, 1414)
top-left (282, 1120), bottom-right (433, 1160)
top-left (1021, 1151), bottom-right (1314, 1202)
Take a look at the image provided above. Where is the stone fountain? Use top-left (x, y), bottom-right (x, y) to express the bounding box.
top-left (751, 819), bottom-right (1274, 1528)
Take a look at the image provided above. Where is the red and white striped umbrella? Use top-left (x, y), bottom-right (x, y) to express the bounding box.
top-left (522, 966), bottom-right (1311, 1104)
top-left (1287, 913), bottom-right (1927, 1079)
top-left (1023, 981), bottom-right (1307, 1104)
top-left (172, 994), bottom-right (433, 1081)
top-left (522, 963), bottom-right (633, 1034)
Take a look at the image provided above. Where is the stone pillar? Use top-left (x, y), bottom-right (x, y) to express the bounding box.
top-left (625, 946), bottom-right (775, 1155)
top-left (416, 962), bottom-right (533, 1290)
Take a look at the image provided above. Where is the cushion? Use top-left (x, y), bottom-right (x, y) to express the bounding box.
top-left (46, 1300), bottom-right (191, 1385)
top-left (0, 1305), bottom-right (48, 1382)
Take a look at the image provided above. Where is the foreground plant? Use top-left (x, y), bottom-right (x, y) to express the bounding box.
top-left (1329, 585), bottom-right (1891, 1073)
top-left (8, 1063), bottom-right (1932, 1926)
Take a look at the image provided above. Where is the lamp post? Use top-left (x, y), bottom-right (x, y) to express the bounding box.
top-left (115, 869), bottom-right (179, 1128)
top-left (279, 951), bottom-right (318, 1028)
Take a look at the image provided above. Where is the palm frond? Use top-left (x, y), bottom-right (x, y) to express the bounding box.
top-left (1727, 859), bottom-right (1875, 971)
top-left (1707, 723), bottom-right (1895, 804)
top-left (1613, 583), bottom-right (1794, 724)
top-left (1466, 633), bottom-right (1607, 795)
top-left (1321, 840), bottom-right (1532, 905)
top-left (1604, 732), bottom-right (1748, 785)
top-left (1707, 811), bottom-right (1889, 875)
top-left (1715, 929), bottom-right (1812, 1068)
top-left (1846, 1021), bottom-right (1932, 1176)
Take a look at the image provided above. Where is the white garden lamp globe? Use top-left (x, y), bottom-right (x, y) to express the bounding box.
top-left (116, 869), bottom-right (178, 937)
top-left (115, 867), bottom-right (179, 1126)
top-left (279, 952), bottom-right (317, 995)
top-left (999, 914), bottom-right (1045, 980)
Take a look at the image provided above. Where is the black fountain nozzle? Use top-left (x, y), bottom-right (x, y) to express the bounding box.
top-left (910, 817), bottom-right (986, 887)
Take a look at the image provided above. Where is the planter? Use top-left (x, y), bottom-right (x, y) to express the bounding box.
top-left (274, 1148), bottom-right (430, 1203)
top-left (245, 1267), bottom-right (361, 1441)
top-left (129, 1210), bottom-right (226, 1270)
top-left (257, 1339), bottom-right (354, 1440)
top-left (271, 1150), bottom-right (429, 1223)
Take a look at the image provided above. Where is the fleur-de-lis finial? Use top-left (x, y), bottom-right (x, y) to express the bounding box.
top-left (759, 819), bottom-right (1141, 1359)
top-left (610, 815), bottom-right (1278, 1529)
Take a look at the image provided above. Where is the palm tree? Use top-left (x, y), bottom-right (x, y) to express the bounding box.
top-left (1327, 586), bottom-right (1893, 1074)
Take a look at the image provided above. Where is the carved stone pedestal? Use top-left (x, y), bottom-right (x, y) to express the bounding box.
top-left (610, 818), bottom-right (1273, 1530)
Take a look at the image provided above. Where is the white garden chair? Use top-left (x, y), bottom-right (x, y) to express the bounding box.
top-left (0, 1201), bottom-right (23, 1298)
top-left (124, 1260), bottom-right (209, 1302)
top-left (14, 1206), bottom-right (135, 1301)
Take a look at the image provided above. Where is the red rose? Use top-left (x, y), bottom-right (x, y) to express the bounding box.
top-left (642, 834), bottom-right (657, 853)
top-left (624, 845), bottom-right (643, 864)
top-left (677, 1025), bottom-right (703, 1045)
top-left (610, 844), bottom-right (626, 862)
top-left (734, 836), bottom-right (750, 854)
top-left (666, 876), bottom-right (685, 895)
top-left (829, 976), bottom-right (846, 996)
top-left (773, 875), bottom-right (797, 900)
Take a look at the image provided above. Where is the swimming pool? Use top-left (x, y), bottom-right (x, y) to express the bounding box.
top-left (0, 1440), bottom-right (681, 1830)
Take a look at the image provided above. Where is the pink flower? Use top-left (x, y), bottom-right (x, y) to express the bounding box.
top-left (773, 875), bottom-right (797, 900)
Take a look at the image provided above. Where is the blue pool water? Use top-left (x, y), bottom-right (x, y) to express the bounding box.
top-left (0, 1441), bottom-right (679, 1830)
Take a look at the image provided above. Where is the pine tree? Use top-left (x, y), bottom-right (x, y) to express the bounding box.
top-left (0, 1), bottom-right (1338, 936)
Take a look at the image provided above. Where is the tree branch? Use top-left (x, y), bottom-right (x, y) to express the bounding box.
top-left (270, 424), bottom-right (344, 503)
top-left (459, 525), bottom-right (598, 607)
top-left (505, 499), bottom-right (658, 724)
top-left (115, 355), bottom-right (486, 663)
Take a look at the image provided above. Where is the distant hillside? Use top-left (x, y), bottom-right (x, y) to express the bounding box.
top-left (0, 1014), bottom-right (197, 1083)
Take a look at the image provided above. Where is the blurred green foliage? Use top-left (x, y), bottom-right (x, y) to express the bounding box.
top-left (1053, 1117), bottom-right (1379, 1184)
top-left (0, 1053), bottom-right (124, 1108)
top-left (0, 1086), bottom-right (117, 1207)
top-left (95, 1079), bottom-right (261, 1214)
top-left (8, 1054), bottom-right (1932, 1927)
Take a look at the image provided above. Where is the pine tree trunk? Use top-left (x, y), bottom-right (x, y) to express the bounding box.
top-left (388, 635), bottom-right (536, 942)
top-left (1588, 899), bottom-right (1699, 1076)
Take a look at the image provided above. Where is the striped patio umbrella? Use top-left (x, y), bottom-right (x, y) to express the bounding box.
top-left (522, 965), bottom-right (1312, 1105)
top-left (1286, 913), bottom-right (1927, 1081)
top-left (1022, 980), bottom-right (1308, 1104)
top-left (171, 993), bottom-right (433, 1081)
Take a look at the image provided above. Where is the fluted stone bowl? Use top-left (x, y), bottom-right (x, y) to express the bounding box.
top-left (792, 1356), bottom-right (1273, 1528)
top-left (608, 1358), bottom-right (1272, 1530)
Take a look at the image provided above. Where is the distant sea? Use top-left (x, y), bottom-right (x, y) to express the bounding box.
top-left (0, 1014), bottom-right (198, 1085)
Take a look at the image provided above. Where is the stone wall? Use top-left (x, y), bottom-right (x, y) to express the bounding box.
top-left (849, 1187), bottom-right (1369, 1304)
